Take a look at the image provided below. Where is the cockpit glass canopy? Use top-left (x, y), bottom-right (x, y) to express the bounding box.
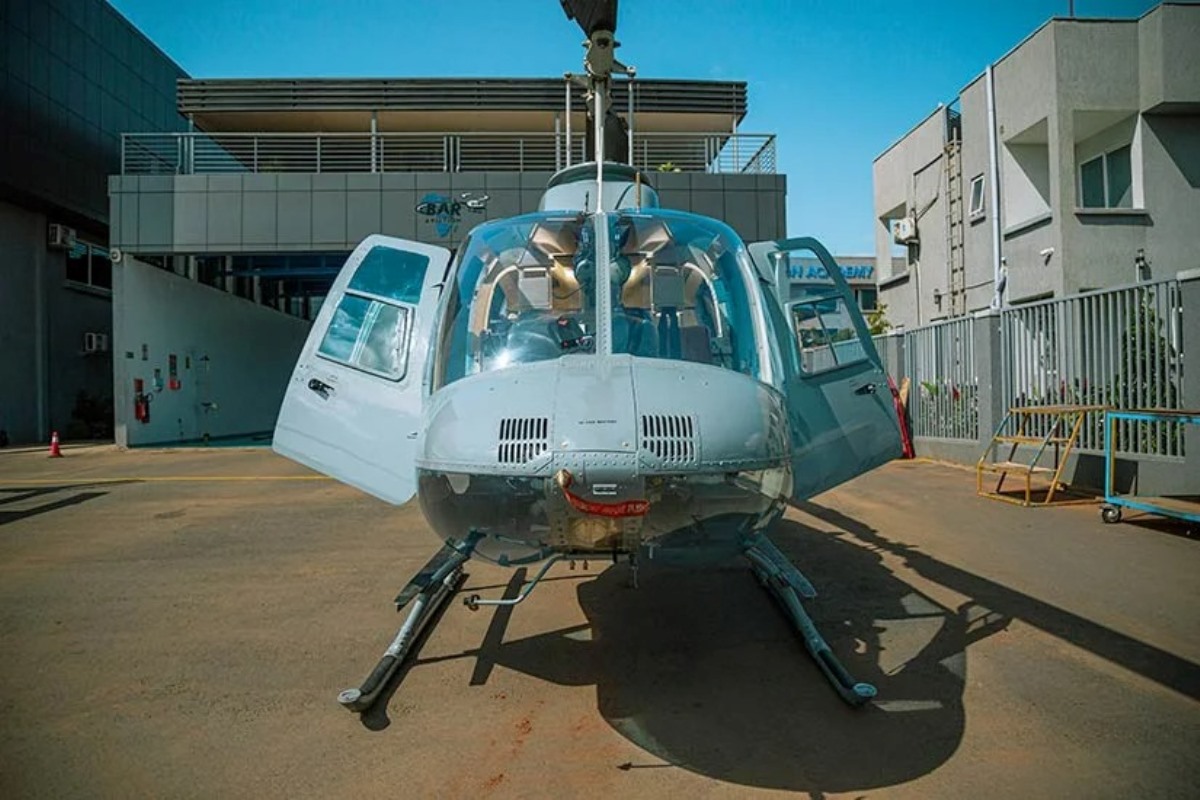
top-left (434, 213), bottom-right (599, 388)
top-left (607, 211), bottom-right (760, 378)
top-left (434, 210), bottom-right (761, 389)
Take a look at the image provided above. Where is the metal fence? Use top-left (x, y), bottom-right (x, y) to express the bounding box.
top-left (121, 131), bottom-right (777, 176)
top-left (903, 316), bottom-right (979, 441)
top-left (1001, 278), bottom-right (1185, 456)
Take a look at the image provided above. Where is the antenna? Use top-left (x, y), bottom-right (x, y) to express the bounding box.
top-left (561, 1), bottom-right (635, 211)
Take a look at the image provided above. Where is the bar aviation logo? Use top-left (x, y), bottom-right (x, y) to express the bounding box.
top-left (415, 192), bottom-right (489, 237)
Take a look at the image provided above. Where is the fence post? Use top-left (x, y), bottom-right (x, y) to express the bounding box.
top-left (973, 309), bottom-right (1005, 452)
top-left (1178, 269), bottom-right (1200, 470)
top-left (878, 332), bottom-right (904, 383)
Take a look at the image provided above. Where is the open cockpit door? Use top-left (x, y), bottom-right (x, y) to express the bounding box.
top-left (273, 235), bottom-right (451, 505)
top-left (749, 237), bottom-right (901, 501)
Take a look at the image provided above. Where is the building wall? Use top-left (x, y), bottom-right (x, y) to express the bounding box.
top-left (995, 23), bottom-right (1061, 305)
top-left (0, 0), bottom-right (189, 444)
top-left (1, 0), bottom-right (188, 226)
top-left (0, 200), bottom-right (46, 443)
top-left (0, 199), bottom-right (114, 444)
top-left (108, 171), bottom-right (788, 255)
top-left (112, 256), bottom-right (310, 447)
top-left (958, 79), bottom-right (996, 313)
top-left (872, 108), bottom-right (947, 329)
top-left (876, 5), bottom-right (1200, 329)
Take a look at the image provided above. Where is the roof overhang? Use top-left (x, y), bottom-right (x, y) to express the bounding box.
top-left (178, 77), bottom-right (748, 134)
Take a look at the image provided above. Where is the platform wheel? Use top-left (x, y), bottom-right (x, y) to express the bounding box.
top-left (1100, 505), bottom-right (1122, 524)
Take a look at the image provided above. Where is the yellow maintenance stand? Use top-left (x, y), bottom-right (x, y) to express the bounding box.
top-left (976, 404), bottom-right (1108, 506)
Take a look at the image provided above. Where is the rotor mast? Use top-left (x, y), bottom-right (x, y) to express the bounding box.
top-left (561, 0), bottom-right (634, 211)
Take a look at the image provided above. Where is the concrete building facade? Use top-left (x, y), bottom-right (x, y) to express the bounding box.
top-left (1, 0), bottom-right (188, 445)
top-left (873, 3), bottom-right (1200, 331)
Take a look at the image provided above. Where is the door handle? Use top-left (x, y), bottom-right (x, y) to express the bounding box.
top-left (854, 383), bottom-right (877, 396)
top-left (308, 378), bottom-right (333, 399)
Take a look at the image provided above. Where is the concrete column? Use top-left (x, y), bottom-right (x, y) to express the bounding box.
top-left (973, 309), bottom-right (1005, 448)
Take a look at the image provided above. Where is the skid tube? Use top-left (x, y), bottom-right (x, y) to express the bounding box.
top-left (337, 533), bottom-right (481, 713)
top-left (744, 536), bottom-right (877, 706)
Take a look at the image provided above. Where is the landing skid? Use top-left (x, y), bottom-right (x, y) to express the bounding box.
top-left (744, 536), bottom-right (877, 707)
top-left (337, 535), bottom-right (479, 713)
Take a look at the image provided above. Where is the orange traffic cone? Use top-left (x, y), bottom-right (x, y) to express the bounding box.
top-left (48, 431), bottom-right (63, 458)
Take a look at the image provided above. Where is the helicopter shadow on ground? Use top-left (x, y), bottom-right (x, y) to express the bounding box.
top-left (485, 516), bottom-right (1011, 794)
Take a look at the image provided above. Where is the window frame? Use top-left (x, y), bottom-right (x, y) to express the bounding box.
top-left (316, 290), bottom-right (413, 382)
top-left (64, 240), bottom-right (113, 294)
top-left (968, 174), bottom-right (986, 219)
top-left (1079, 144), bottom-right (1133, 210)
top-left (788, 292), bottom-right (870, 377)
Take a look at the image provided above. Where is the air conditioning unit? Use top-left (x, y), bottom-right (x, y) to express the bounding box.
top-left (892, 216), bottom-right (919, 245)
top-left (48, 223), bottom-right (76, 250)
top-left (83, 332), bottom-right (109, 354)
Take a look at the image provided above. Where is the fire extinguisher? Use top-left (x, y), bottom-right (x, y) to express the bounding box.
top-left (133, 378), bottom-right (152, 424)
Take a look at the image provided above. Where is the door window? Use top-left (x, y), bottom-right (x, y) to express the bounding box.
top-left (790, 294), bottom-right (867, 374)
top-left (315, 246), bottom-right (430, 381)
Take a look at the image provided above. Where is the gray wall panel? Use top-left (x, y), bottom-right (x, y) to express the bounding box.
top-left (276, 192), bottom-right (312, 247)
top-left (173, 192), bottom-right (207, 248)
top-left (311, 191), bottom-right (347, 245)
top-left (380, 191), bottom-right (417, 239)
top-left (206, 191), bottom-right (243, 248)
top-left (137, 193), bottom-right (173, 249)
top-left (242, 192), bottom-right (278, 246)
top-left (346, 192), bottom-right (382, 242)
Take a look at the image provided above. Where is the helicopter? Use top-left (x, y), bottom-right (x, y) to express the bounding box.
top-left (272, 0), bottom-right (903, 712)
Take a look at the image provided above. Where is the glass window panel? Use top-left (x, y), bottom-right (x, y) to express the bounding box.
top-left (1106, 145), bottom-right (1132, 209)
top-left (791, 296), bottom-right (866, 375)
top-left (859, 287), bottom-right (879, 311)
top-left (609, 211), bottom-right (760, 378)
top-left (65, 241), bottom-right (89, 283)
top-left (347, 246), bottom-right (430, 304)
top-left (968, 175), bottom-right (985, 216)
top-left (356, 303), bottom-right (409, 377)
top-left (319, 295), bottom-right (370, 364)
top-left (434, 214), bottom-right (599, 389)
top-left (318, 295), bottom-right (409, 380)
top-left (91, 256), bottom-right (112, 290)
top-left (1080, 156), bottom-right (1105, 208)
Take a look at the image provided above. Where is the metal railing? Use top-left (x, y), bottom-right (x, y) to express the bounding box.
top-left (121, 131), bottom-right (777, 176)
top-left (903, 316), bottom-right (979, 441)
top-left (1001, 278), bottom-right (1185, 456)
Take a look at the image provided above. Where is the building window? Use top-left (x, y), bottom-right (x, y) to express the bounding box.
top-left (1079, 145), bottom-right (1132, 209)
top-left (857, 287), bottom-right (879, 311)
top-left (968, 174), bottom-right (985, 219)
top-left (65, 241), bottom-right (112, 292)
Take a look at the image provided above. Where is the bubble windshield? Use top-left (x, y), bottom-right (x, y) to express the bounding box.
top-left (433, 210), bottom-right (763, 389)
top-left (607, 211), bottom-right (761, 379)
top-left (434, 213), bottom-right (599, 388)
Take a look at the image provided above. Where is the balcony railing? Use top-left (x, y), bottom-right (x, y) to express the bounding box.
top-left (120, 131), bottom-right (777, 176)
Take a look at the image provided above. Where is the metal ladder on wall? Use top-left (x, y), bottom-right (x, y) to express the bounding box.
top-left (944, 139), bottom-right (966, 317)
top-left (976, 405), bottom-right (1106, 506)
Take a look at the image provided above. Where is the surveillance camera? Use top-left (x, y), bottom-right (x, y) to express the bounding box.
top-left (1039, 247), bottom-right (1054, 258)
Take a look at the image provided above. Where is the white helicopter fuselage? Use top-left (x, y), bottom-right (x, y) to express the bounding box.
top-left (273, 164), bottom-right (900, 570)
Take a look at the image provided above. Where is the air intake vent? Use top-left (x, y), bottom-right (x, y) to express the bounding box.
top-left (640, 414), bottom-right (697, 465)
top-left (498, 417), bottom-right (550, 464)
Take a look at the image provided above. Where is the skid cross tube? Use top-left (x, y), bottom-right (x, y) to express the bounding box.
top-left (745, 539), bottom-right (876, 706)
top-left (337, 534), bottom-right (480, 713)
top-left (463, 554), bottom-right (565, 610)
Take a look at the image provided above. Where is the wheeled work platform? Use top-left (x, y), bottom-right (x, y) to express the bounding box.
top-left (1100, 409), bottom-right (1200, 527)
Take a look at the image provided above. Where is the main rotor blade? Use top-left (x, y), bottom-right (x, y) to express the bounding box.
top-left (559, 0), bottom-right (619, 36)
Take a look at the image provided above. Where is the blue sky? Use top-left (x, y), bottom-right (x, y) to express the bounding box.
top-left (110, 0), bottom-right (1170, 254)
